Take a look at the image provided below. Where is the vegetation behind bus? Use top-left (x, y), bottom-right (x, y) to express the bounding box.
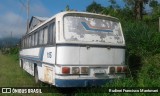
top-left (75, 1), bottom-right (160, 96)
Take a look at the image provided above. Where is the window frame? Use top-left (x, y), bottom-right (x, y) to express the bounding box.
top-left (21, 19), bottom-right (56, 49)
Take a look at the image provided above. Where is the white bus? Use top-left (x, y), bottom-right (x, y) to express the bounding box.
top-left (19, 11), bottom-right (127, 87)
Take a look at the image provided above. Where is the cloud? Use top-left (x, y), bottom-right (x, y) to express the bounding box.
top-left (30, 0), bottom-right (52, 17)
top-left (0, 0), bottom-right (51, 39)
top-left (0, 12), bottom-right (26, 38)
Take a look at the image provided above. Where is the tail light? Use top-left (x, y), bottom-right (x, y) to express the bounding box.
top-left (116, 66), bottom-right (122, 73)
top-left (110, 66), bottom-right (127, 74)
top-left (81, 67), bottom-right (89, 74)
top-left (122, 66), bottom-right (127, 73)
top-left (110, 67), bottom-right (115, 74)
top-left (72, 67), bottom-right (80, 74)
top-left (62, 67), bottom-right (70, 74)
top-left (61, 66), bottom-right (89, 75)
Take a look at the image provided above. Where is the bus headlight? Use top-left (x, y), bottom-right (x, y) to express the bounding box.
top-left (81, 67), bottom-right (89, 74)
top-left (72, 67), bottom-right (80, 74)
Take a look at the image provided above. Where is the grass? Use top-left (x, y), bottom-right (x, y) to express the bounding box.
top-left (0, 46), bottom-right (160, 96)
top-left (0, 54), bottom-right (37, 87)
top-left (0, 53), bottom-right (62, 96)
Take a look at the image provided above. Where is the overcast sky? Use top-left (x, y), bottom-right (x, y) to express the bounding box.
top-left (0, 0), bottom-right (126, 39)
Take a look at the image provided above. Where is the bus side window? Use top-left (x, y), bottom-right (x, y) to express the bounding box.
top-left (48, 23), bottom-right (54, 44)
top-left (31, 34), bottom-right (34, 47)
top-left (21, 39), bottom-right (23, 48)
top-left (34, 32), bottom-right (38, 46)
top-left (43, 27), bottom-right (48, 44)
top-left (27, 36), bottom-right (29, 48)
top-left (23, 39), bottom-right (25, 48)
top-left (27, 37), bottom-right (29, 48)
top-left (29, 35), bottom-right (31, 48)
top-left (39, 30), bottom-right (44, 45)
top-left (25, 38), bottom-right (27, 48)
top-left (23, 39), bottom-right (24, 48)
top-left (24, 38), bottom-right (26, 48)
top-left (37, 30), bottom-right (40, 46)
top-left (53, 23), bottom-right (56, 45)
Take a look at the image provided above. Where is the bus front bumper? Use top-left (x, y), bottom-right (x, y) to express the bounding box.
top-left (55, 79), bottom-right (112, 87)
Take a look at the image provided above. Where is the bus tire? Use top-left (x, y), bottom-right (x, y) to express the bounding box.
top-left (20, 59), bottom-right (23, 68)
top-left (34, 66), bottom-right (39, 84)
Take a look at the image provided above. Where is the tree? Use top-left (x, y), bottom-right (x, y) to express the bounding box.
top-left (149, 0), bottom-right (158, 8)
top-left (149, 0), bottom-right (160, 19)
top-left (124, 0), bottom-right (135, 9)
top-left (108, 0), bottom-right (120, 9)
top-left (86, 1), bottom-right (104, 13)
top-left (124, 0), bottom-right (149, 20)
top-left (149, 0), bottom-right (159, 14)
top-left (65, 5), bottom-right (70, 11)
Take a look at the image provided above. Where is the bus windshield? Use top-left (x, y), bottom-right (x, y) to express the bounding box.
top-left (64, 15), bottom-right (124, 44)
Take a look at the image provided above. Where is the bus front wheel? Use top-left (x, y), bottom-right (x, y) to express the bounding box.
top-left (20, 59), bottom-right (23, 68)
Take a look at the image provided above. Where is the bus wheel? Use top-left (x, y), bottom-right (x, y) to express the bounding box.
top-left (20, 59), bottom-right (23, 68)
top-left (34, 66), bottom-right (39, 84)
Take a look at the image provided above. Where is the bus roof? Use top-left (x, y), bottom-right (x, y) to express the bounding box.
top-left (27, 11), bottom-right (119, 34)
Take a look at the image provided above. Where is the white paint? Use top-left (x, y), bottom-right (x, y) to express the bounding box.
top-left (80, 47), bottom-right (125, 65)
top-left (20, 48), bottom-right (40, 57)
top-left (37, 63), bottom-right (44, 81)
top-left (56, 46), bottom-right (125, 65)
top-left (57, 46), bottom-right (80, 64)
top-left (43, 47), bottom-right (55, 64)
top-left (23, 60), bottom-right (34, 76)
top-left (90, 20), bottom-right (96, 26)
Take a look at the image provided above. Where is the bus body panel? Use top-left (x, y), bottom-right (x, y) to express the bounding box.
top-left (56, 46), bottom-right (125, 65)
top-left (42, 47), bottom-right (56, 64)
top-left (20, 48), bottom-right (40, 59)
top-left (79, 46), bottom-right (125, 65)
top-left (54, 79), bottom-right (112, 87)
top-left (56, 46), bottom-right (80, 64)
top-left (22, 59), bottom-right (35, 76)
top-left (20, 47), bottom-right (56, 84)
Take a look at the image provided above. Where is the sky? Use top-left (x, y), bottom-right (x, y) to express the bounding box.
top-left (0, 0), bottom-right (126, 39)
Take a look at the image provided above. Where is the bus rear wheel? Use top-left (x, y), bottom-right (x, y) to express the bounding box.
top-left (34, 66), bottom-right (39, 84)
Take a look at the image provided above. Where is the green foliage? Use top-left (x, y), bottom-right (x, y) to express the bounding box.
top-left (10, 46), bottom-right (19, 54)
top-left (86, 1), bottom-right (104, 13)
top-left (123, 20), bottom-right (160, 56)
top-left (1, 46), bottom-right (19, 55)
top-left (65, 5), bottom-right (70, 11)
top-left (148, 0), bottom-right (160, 22)
top-left (123, 0), bottom-right (150, 20)
top-left (108, 0), bottom-right (120, 9)
top-left (83, 1), bottom-right (160, 95)
top-left (121, 17), bottom-right (160, 79)
top-left (138, 54), bottom-right (160, 87)
top-left (149, 0), bottom-right (158, 8)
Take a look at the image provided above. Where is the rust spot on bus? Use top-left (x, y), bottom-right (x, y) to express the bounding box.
top-left (44, 66), bottom-right (53, 84)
